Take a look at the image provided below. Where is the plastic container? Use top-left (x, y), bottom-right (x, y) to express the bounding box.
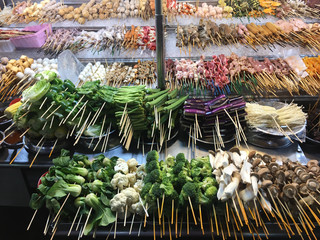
top-left (10, 24), bottom-right (52, 48)
top-left (0, 40), bottom-right (16, 52)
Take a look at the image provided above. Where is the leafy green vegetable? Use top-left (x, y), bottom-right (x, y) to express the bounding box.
top-left (22, 79), bottom-right (50, 103)
top-left (46, 180), bottom-right (82, 198)
top-left (29, 193), bottom-right (44, 210)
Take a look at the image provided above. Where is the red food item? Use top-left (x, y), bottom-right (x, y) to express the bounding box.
top-left (9, 98), bottom-right (21, 106)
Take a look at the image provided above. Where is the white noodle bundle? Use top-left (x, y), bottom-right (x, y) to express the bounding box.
top-left (245, 102), bottom-right (307, 129)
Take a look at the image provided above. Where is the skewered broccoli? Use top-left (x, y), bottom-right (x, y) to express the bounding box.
top-left (205, 186), bottom-right (218, 199)
top-left (146, 150), bottom-right (159, 163)
top-left (179, 182), bottom-right (199, 206)
top-left (144, 169), bottom-right (162, 183)
top-left (146, 160), bottom-right (160, 173)
top-left (140, 182), bottom-right (152, 198)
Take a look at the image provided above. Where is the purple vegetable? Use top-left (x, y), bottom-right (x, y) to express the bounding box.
top-left (184, 105), bottom-right (209, 112)
top-left (184, 108), bottom-right (206, 116)
top-left (206, 103), bottom-right (232, 116)
top-left (204, 95), bottom-right (226, 106)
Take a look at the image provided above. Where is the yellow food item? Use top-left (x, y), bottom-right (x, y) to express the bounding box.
top-left (4, 101), bottom-right (22, 119)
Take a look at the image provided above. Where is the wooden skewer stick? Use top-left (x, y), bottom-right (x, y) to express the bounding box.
top-left (179, 215), bottom-right (183, 238)
top-left (53, 193), bottom-right (70, 223)
top-left (153, 214), bottom-right (156, 240)
top-left (188, 196), bottom-right (197, 225)
top-left (171, 199), bottom-right (174, 225)
top-left (68, 206), bottom-right (81, 236)
top-left (26, 209), bottom-right (38, 231)
top-left (43, 212), bottom-right (51, 235)
top-left (232, 197), bottom-right (243, 227)
top-left (213, 204), bottom-right (219, 235)
top-left (49, 139), bottom-right (58, 158)
top-left (157, 198), bottom-right (161, 225)
top-left (29, 142), bottom-right (44, 168)
top-left (230, 207), bottom-right (240, 231)
top-left (39, 97), bottom-right (47, 110)
top-left (75, 213), bottom-right (83, 231)
top-left (226, 202), bottom-right (230, 222)
top-left (124, 205), bottom-right (128, 227)
top-left (175, 209), bottom-right (178, 238)
top-left (225, 213), bottom-right (231, 237)
top-left (199, 204), bottom-right (204, 234)
top-left (129, 213), bottom-right (135, 235)
top-left (168, 217), bottom-right (172, 240)
top-left (160, 194), bottom-right (165, 217)
top-left (9, 144), bottom-right (25, 164)
top-left (81, 207), bottom-right (93, 238)
top-left (187, 206), bottom-right (189, 235)
top-left (163, 215), bottom-right (165, 236)
top-left (138, 220), bottom-right (142, 237)
top-left (62, 95), bottom-right (85, 124)
top-left (114, 211), bottom-right (118, 239)
top-left (144, 203), bottom-right (148, 227)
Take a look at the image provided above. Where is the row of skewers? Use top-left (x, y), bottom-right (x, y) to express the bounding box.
top-left (2, 0), bottom-right (320, 26)
top-left (1, 0), bottom-right (165, 25)
top-left (176, 18), bottom-right (320, 53)
top-left (27, 147), bottom-right (320, 240)
top-left (78, 61), bottom-right (157, 87)
top-left (166, 54), bottom-right (320, 96)
top-left (41, 26), bottom-right (156, 57)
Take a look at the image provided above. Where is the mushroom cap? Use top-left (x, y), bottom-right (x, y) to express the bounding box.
top-left (269, 162), bottom-right (279, 174)
top-left (294, 167), bottom-right (305, 177)
top-left (299, 173), bottom-right (310, 182)
top-left (209, 150), bottom-right (216, 156)
top-left (275, 170), bottom-right (285, 184)
top-left (307, 179), bottom-right (320, 192)
top-left (251, 172), bottom-right (259, 178)
top-left (307, 160), bottom-right (319, 168)
top-left (262, 154), bottom-right (272, 163)
top-left (299, 183), bottom-right (309, 196)
top-left (285, 170), bottom-right (294, 179)
top-left (268, 184), bottom-right (280, 198)
top-left (229, 147), bottom-right (240, 155)
top-left (248, 150), bottom-right (256, 159)
top-left (309, 165), bottom-right (320, 173)
top-left (292, 175), bottom-right (302, 184)
top-left (283, 184), bottom-right (298, 199)
top-left (261, 180), bottom-right (273, 189)
top-left (253, 158), bottom-right (261, 168)
top-left (258, 168), bottom-right (270, 178)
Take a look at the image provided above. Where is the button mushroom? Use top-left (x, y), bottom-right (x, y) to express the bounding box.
top-left (294, 167), bottom-right (305, 177)
top-left (268, 184), bottom-right (280, 198)
top-left (299, 183), bottom-right (309, 196)
top-left (283, 184), bottom-right (298, 199)
top-left (284, 170), bottom-right (294, 179)
top-left (258, 168), bottom-right (270, 180)
top-left (299, 173), bottom-right (310, 182)
top-left (307, 160), bottom-right (319, 168)
top-left (292, 174), bottom-right (302, 184)
top-left (306, 179), bottom-right (320, 192)
top-left (309, 165), bottom-right (320, 174)
top-left (275, 170), bottom-right (285, 185)
top-left (262, 154), bottom-right (272, 163)
top-left (248, 150), bottom-right (256, 159)
top-left (229, 147), bottom-right (240, 155)
top-left (252, 158), bottom-right (261, 168)
top-left (269, 162), bottom-right (279, 174)
top-left (261, 180), bottom-right (273, 189)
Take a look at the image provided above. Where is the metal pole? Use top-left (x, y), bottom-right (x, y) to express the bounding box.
top-left (155, 0), bottom-right (165, 90)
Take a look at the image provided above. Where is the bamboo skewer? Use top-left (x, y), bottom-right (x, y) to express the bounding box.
top-left (26, 209), bottom-right (38, 231)
top-left (53, 193), bottom-right (70, 223)
top-left (188, 197), bottom-right (197, 225)
top-left (9, 144), bottom-right (25, 164)
top-left (81, 207), bottom-right (93, 238)
top-left (68, 207), bottom-right (81, 236)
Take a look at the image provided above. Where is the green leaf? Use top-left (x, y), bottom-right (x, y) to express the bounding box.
top-left (22, 79), bottom-right (51, 103)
